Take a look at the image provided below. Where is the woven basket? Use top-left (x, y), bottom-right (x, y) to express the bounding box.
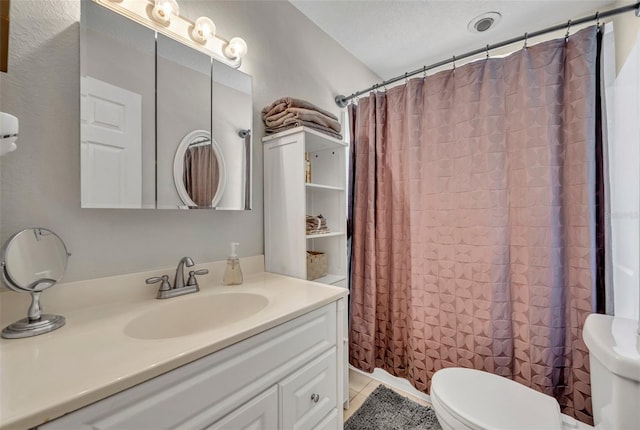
top-left (306, 251), bottom-right (328, 280)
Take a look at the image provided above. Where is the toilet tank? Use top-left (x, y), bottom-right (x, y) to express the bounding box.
top-left (583, 314), bottom-right (640, 430)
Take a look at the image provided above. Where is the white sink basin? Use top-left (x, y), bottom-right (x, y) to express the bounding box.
top-left (124, 292), bottom-right (269, 339)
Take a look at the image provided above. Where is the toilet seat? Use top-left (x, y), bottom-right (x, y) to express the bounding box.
top-left (431, 368), bottom-right (564, 430)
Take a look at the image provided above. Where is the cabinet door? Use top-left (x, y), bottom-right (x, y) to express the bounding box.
top-left (312, 409), bottom-right (339, 430)
top-left (263, 134), bottom-right (307, 278)
top-left (280, 347), bottom-right (337, 430)
top-left (156, 34), bottom-right (212, 209)
top-left (206, 386), bottom-right (277, 430)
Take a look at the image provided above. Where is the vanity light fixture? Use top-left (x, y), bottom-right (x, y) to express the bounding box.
top-left (94, 0), bottom-right (248, 68)
top-left (191, 16), bottom-right (216, 44)
top-left (151, 0), bottom-right (179, 25)
top-left (224, 37), bottom-right (248, 60)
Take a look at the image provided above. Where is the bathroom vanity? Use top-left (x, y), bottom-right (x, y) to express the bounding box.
top-left (0, 257), bottom-right (347, 430)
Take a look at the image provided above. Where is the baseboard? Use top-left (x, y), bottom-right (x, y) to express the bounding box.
top-left (349, 365), bottom-right (431, 403)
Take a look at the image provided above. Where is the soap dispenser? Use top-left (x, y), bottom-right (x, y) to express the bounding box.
top-left (223, 242), bottom-right (243, 285)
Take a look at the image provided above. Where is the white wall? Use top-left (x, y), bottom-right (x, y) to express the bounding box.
top-left (0, 0), bottom-right (379, 282)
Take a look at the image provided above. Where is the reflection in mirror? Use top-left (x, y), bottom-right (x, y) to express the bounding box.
top-left (174, 130), bottom-right (226, 208)
top-left (3, 228), bottom-right (68, 290)
top-left (80, 1), bottom-right (155, 208)
top-left (212, 60), bottom-right (252, 210)
top-left (80, 1), bottom-right (253, 210)
top-left (1, 228), bottom-right (69, 338)
top-left (157, 34), bottom-right (213, 209)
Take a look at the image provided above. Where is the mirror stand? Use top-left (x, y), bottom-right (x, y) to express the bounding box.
top-left (1, 228), bottom-right (69, 339)
top-left (1, 281), bottom-right (66, 339)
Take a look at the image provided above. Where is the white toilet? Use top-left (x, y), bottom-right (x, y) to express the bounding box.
top-left (430, 314), bottom-right (640, 430)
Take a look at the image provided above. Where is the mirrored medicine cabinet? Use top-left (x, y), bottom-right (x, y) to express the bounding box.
top-left (80, 0), bottom-right (252, 210)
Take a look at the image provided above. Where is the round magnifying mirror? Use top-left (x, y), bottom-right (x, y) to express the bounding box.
top-left (1, 228), bottom-right (69, 338)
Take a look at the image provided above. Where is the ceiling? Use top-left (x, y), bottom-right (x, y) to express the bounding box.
top-left (290, 0), bottom-right (615, 80)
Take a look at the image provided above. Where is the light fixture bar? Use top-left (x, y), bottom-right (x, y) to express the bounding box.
top-left (93, 0), bottom-right (244, 68)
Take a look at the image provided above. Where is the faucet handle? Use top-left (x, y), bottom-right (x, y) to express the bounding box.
top-left (146, 275), bottom-right (172, 292)
top-left (186, 269), bottom-right (209, 288)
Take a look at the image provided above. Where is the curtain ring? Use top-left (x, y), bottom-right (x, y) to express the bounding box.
top-left (383, 83), bottom-right (388, 92)
top-left (565, 19), bottom-right (571, 42)
top-left (523, 32), bottom-right (528, 49)
top-left (486, 44), bottom-right (490, 59)
top-left (423, 66), bottom-right (427, 79)
top-left (452, 55), bottom-right (456, 71)
top-left (404, 72), bottom-right (409, 84)
top-left (595, 11), bottom-right (601, 32)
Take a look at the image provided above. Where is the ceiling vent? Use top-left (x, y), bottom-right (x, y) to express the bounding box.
top-left (468, 12), bottom-right (501, 33)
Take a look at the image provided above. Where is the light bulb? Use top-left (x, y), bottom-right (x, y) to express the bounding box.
top-left (223, 37), bottom-right (248, 60)
top-left (151, 0), bottom-right (179, 24)
top-left (191, 16), bottom-right (216, 43)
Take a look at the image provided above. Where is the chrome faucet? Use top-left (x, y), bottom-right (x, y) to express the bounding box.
top-left (174, 256), bottom-right (195, 290)
top-left (145, 257), bottom-right (208, 299)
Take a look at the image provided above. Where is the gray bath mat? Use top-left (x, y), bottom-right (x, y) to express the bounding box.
top-left (345, 385), bottom-right (442, 430)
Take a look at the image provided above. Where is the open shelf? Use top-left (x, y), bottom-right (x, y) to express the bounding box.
top-left (306, 231), bottom-right (345, 239)
top-left (305, 183), bottom-right (345, 192)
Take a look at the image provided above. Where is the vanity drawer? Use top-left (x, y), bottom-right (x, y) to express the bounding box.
top-left (40, 303), bottom-right (336, 430)
top-left (280, 346), bottom-right (337, 430)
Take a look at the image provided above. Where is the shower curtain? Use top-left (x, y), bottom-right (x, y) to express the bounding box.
top-left (348, 27), bottom-right (601, 423)
top-left (183, 145), bottom-right (219, 208)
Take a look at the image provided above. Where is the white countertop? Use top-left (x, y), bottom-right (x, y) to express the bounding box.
top-left (0, 260), bottom-right (347, 430)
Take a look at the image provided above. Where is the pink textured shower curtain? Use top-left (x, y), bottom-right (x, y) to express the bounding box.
top-left (349, 27), bottom-right (598, 423)
top-left (184, 145), bottom-right (219, 208)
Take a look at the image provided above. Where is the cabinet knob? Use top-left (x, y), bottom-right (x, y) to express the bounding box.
top-left (310, 393), bottom-right (320, 403)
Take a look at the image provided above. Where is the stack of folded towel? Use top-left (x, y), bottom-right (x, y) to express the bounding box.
top-left (306, 214), bottom-right (330, 235)
top-left (262, 97), bottom-right (342, 140)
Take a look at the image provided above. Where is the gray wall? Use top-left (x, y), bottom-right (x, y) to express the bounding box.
top-left (0, 0), bottom-right (380, 282)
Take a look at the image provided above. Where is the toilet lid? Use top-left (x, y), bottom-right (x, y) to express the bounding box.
top-left (431, 368), bottom-right (563, 430)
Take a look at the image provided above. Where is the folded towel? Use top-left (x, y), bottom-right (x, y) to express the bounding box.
top-left (306, 214), bottom-right (331, 235)
top-left (261, 97), bottom-right (339, 123)
top-left (265, 121), bottom-right (343, 140)
top-left (265, 107), bottom-right (341, 133)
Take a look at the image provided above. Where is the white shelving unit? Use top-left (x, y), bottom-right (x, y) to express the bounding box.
top-left (263, 126), bottom-right (350, 409)
top-left (263, 126), bottom-right (347, 288)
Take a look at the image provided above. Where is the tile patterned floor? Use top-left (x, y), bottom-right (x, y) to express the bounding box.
top-left (343, 369), bottom-right (433, 422)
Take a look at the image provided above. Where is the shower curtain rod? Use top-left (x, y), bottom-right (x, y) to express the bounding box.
top-left (335, 1), bottom-right (640, 107)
